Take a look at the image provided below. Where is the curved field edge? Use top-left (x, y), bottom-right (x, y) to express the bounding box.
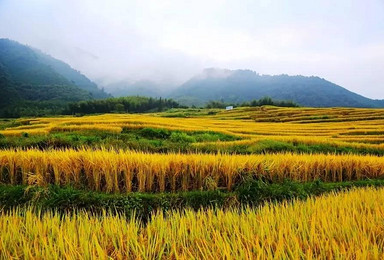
top-left (1, 187), bottom-right (384, 259)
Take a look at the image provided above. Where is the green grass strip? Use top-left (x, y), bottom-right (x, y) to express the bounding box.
top-left (1, 179), bottom-right (384, 220)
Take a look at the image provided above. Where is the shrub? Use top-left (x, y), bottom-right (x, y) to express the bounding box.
top-left (170, 132), bottom-right (196, 143)
top-left (139, 128), bottom-right (171, 139)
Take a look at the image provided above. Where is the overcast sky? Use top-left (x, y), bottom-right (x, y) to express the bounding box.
top-left (0, 0), bottom-right (383, 98)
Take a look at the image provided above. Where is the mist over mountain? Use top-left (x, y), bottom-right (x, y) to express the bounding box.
top-left (103, 80), bottom-right (176, 98)
top-left (169, 68), bottom-right (384, 108)
top-left (2, 1), bottom-right (383, 100)
top-left (1, 38), bottom-right (383, 112)
top-left (97, 67), bottom-right (384, 108)
top-left (0, 38), bottom-right (108, 108)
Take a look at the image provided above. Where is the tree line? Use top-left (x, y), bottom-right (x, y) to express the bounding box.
top-left (205, 97), bottom-right (299, 109)
top-left (64, 96), bottom-right (183, 115)
top-left (0, 96), bottom-right (298, 118)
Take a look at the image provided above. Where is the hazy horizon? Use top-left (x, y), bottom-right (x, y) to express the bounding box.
top-left (0, 0), bottom-right (383, 98)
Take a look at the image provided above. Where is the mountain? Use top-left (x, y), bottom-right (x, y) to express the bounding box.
top-left (0, 38), bottom-right (109, 110)
top-left (2, 38), bottom-right (383, 112)
top-left (0, 63), bottom-right (18, 107)
top-left (170, 68), bottom-right (384, 108)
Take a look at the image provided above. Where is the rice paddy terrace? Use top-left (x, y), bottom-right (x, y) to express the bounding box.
top-left (2, 106), bottom-right (384, 258)
top-left (2, 106), bottom-right (384, 145)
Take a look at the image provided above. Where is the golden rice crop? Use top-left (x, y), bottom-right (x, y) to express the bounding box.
top-left (1, 187), bottom-right (384, 259)
top-left (1, 148), bottom-right (384, 192)
top-left (0, 127), bottom-right (50, 136)
top-left (2, 107), bottom-right (384, 151)
top-left (50, 124), bottom-right (123, 133)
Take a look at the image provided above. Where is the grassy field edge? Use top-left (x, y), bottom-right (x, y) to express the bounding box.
top-left (2, 178), bottom-right (384, 219)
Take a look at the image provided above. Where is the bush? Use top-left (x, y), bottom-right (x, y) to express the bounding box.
top-left (139, 128), bottom-right (171, 139)
top-left (235, 178), bottom-right (384, 205)
top-left (193, 131), bottom-right (238, 142)
top-left (170, 132), bottom-right (196, 143)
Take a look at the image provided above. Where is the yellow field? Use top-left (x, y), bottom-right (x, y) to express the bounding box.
top-left (1, 107), bottom-right (384, 192)
top-left (1, 187), bottom-right (383, 259)
top-left (2, 107), bottom-right (384, 151)
top-left (1, 148), bottom-right (384, 192)
top-left (1, 107), bottom-right (384, 258)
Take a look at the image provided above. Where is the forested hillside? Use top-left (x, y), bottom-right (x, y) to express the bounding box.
top-left (0, 39), bottom-right (108, 117)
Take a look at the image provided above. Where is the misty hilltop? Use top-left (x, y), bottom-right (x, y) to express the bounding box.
top-left (0, 38), bottom-right (108, 111)
top-left (1, 38), bottom-right (384, 111)
top-left (169, 68), bottom-right (384, 108)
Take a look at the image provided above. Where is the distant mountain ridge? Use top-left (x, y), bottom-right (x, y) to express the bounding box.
top-left (1, 38), bottom-right (383, 110)
top-left (169, 68), bottom-right (384, 108)
top-left (0, 38), bottom-right (108, 109)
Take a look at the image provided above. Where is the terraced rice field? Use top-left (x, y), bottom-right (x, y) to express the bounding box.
top-left (2, 106), bottom-right (384, 150)
top-left (1, 148), bottom-right (384, 192)
top-left (1, 106), bottom-right (384, 258)
top-left (1, 187), bottom-right (384, 259)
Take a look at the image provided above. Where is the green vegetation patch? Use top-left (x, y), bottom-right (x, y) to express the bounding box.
top-left (0, 119), bottom-right (28, 130)
top-left (0, 128), bottom-right (239, 151)
top-left (2, 179), bottom-right (384, 220)
top-left (160, 108), bottom-right (221, 118)
top-left (196, 139), bottom-right (384, 156)
top-left (131, 128), bottom-right (238, 142)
